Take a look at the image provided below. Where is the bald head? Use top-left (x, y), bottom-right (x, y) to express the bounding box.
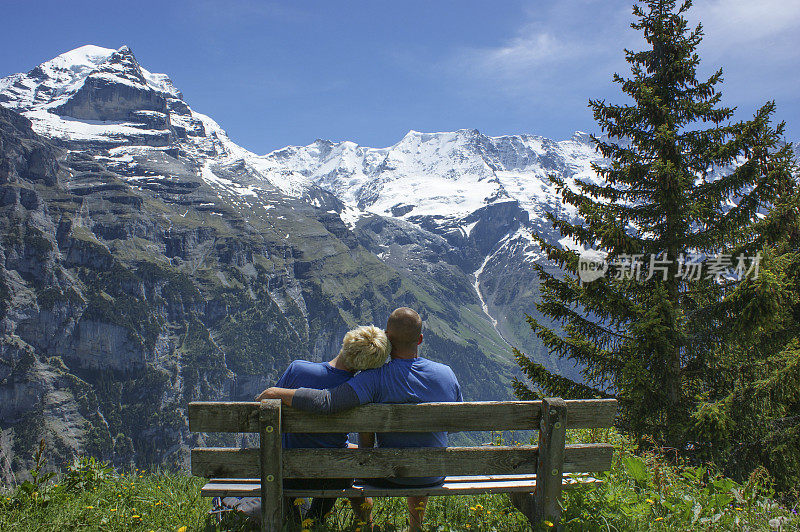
top-left (386, 307), bottom-right (423, 356)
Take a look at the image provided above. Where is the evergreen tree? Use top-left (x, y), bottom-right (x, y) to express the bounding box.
top-left (513, 0), bottom-right (797, 449)
top-left (692, 181), bottom-right (800, 490)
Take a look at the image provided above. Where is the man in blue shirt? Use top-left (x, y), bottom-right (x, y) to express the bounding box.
top-left (260, 307), bottom-right (463, 531)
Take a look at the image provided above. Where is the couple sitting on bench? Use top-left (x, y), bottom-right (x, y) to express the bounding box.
top-left (254, 306), bottom-right (462, 531)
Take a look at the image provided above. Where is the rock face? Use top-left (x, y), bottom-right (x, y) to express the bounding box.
top-left (0, 47), bottom-right (527, 478)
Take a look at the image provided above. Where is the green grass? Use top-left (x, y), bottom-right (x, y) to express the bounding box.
top-left (2, 433), bottom-right (798, 531)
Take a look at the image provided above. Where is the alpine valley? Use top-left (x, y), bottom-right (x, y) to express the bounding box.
top-left (0, 45), bottom-right (607, 477)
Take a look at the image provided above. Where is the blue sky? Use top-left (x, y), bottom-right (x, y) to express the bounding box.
top-left (2, 0), bottom-right (798, 153)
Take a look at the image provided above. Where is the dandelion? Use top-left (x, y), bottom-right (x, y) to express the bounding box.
top-left (301, 529), bottom-right (311, 532)
top-left (544, 520), bottom-right (554, 527)
top-left (132, 515), bottom-right (141, 519)
top-left (655, 517), bottom-right (663, 521)
top-left (736, 507), bottom-right (744, 511)
top-left (84, 506), bottom-right (94, 509)
top-left (302, 517), bottom-right (314, 527)
top-left (293, 498), bottom-right (304, 506)
top-left (177, 527), bottom-right (187, 532)
top-left (110, 508), bottom-right (117, 512)
top-left (646, 499), bottom-right (655, 504)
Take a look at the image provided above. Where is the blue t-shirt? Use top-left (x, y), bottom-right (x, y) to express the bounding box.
top-left (346, 357), bottom-right (463, 485)
top-left (276, 360), bottom-right (354, 449)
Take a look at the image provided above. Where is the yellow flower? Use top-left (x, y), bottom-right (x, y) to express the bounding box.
top-left (736, 507), bottom-right (744, 511)
top-left (301, 529), bottom-right (311, 532)
top-left (646, 499), bottom-right (655, 504)
top-left (293, 498), bottom-right (304, 506)
top-left (302, 517), bottom-right (314, 527)
top-left (177, 527), bottom-right (187, 532)
top-left (655, 517), bottom-right (664, 521)
top-left (465, 525), bottom-right (471, 529)
top-left (132, 515), bottom-right (141, 519)
top-left (110, 508), bottom-right (117, 512)
top-left (544, 520), bottom-right (554, 527)
top-left (356, 529), bottom-right (361, 532)
top-left (84, 506), bottom-right (94, 509)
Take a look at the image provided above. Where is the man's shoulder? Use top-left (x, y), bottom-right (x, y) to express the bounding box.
top-left (418, 358), bottom-right (457, 378)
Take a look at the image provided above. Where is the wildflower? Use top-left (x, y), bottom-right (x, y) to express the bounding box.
top-left (110, 508), bottom-right (117, 512)
top-left (356, 529), bottom-right (361, 532)
top-left (84, 506), bottom-right (94, 509)
top-left (302, 517), bottom-right (314, 527)
top-left (301, 529), bottom-right (311, 532)
top-left (465, 525), bottom-right (471, 529)
top-left (736, 507), bottom-right (744, 511)
top-left (544, 520), bottom-right (554, 527)
top-left (646, 499), bottom-right (655, 504)
top-left (132, 515), bottom-right (141, 519)
top-left (155, 501), bottom-right (162, 506)
top-left (360, 502), bottom-right (370, 509)
top-left (177, 527), bottom-right (187, 532)
top-left (655, 517), bottom-right (663, 521)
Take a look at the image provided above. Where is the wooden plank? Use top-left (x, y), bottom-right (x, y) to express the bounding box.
top-left (258, 400), bottom-right (282, 531)
top-left (188, 399), bottom-right (617, 433)
top-left (188, 402), bottom-right (261, 433)
top-left (536, 397), bottom-right (568, 527)
top-left (191, 443), bottom-right (612, 479)
top-left (200, 475), bottom-right (602, 498)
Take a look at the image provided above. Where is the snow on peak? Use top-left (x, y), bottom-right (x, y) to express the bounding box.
top-left (0, 44), bottom-right (182, 113)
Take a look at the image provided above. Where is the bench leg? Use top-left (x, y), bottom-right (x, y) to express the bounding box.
top-left (513, 397), bottom-right (567, 529)
top-left (260, 400), bottom-right (284, 531)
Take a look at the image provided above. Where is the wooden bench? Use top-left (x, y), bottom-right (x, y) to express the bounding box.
top-left (188, 397), bottom-right (617, 530)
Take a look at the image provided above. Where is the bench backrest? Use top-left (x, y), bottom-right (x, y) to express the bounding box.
top-left (188, 399), bottom-right (617, 479)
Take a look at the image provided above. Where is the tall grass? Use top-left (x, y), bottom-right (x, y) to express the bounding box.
top-left (1, 434), bottom-right (798, 531)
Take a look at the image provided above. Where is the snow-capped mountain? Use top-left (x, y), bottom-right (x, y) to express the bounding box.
top-left (0, 44), bottom-right (602, 475)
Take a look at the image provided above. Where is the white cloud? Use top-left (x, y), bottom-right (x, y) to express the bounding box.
top-left (443, 1), bottom-right (634, 98)
top-left (692, 0), bottom-right (800, 46)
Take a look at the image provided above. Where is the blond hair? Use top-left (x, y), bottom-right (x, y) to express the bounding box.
top-left (339, 325), bottom-right (391, 371)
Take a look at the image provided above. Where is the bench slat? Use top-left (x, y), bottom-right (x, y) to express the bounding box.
top-left (188, 399), bottom-right (617, 433)
top-left (191, 443), bottom-right (613, 479)
top-left (200, 475), bottom-right (601, 498)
